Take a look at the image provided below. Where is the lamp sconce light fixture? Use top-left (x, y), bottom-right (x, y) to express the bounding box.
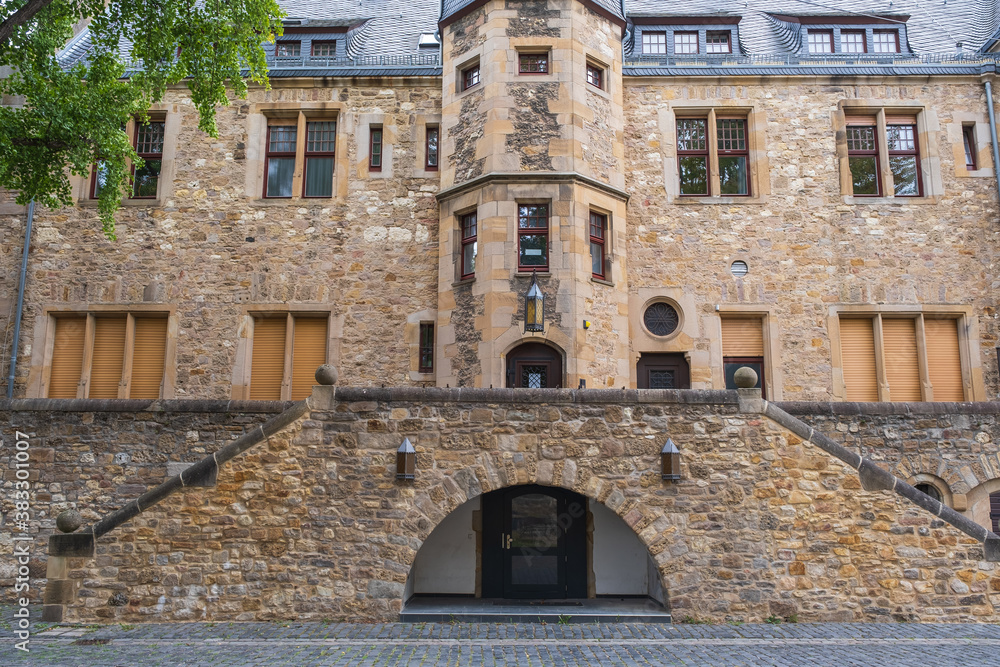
top-left (661, 438), bottom-right (681, 481)
top-left (524, 270), bottom-right (544, 332)
top-left (396, 438), bottom-right (416, 480)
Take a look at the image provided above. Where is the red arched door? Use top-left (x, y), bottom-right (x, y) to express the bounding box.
top-left (506, 342), bottom-right (563, 388)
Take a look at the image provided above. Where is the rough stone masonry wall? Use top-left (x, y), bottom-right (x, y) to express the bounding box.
top-left (2, 78), bottom-right (442, 398)
top-left (0, 401), bottom-right (289, 602)
top-left (623, 78), bottom-right (1000, 400)
top-left (51, 388), bottom-right (1000, 624)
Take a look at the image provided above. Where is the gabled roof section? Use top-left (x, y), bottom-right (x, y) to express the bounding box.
top-left (441, 0), bottom-right (625, 26)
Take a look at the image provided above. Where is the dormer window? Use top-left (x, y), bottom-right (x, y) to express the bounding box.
top-left (674, 32), bottom-right (698, 54)
top-left (706, 31), bottom-right (731, 54)
top-left (276, 42), bottom-right (301, 57)
top-left (643, 31), bottom-right (667, 55)
top-left (873, 30), bottom-right (900, 53)
top-left (807, 30), bottom-right (833, 54)
top-left (841, 30), bottom-right (866, 53)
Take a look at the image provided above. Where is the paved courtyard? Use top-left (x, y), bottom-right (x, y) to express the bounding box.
top-left (3, 606), bottom-right (1000, 665)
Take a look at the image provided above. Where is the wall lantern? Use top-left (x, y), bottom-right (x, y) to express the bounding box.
top-left (396, 438), bottom-right (416, 480)
top-left (524, 270), bottom-right (544, 332)
top-left (661, 438), bottom-right (681, 481)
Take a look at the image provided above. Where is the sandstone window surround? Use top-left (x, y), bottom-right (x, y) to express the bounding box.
top-left (948, 112), bottom-right (992, 179)
top-left (827, 305), bottom-right (984, 402)
top-left (425, 125), bottom-right (439, 171)
top-left (27, 306), bottom-right (178, 399)
top-left (909, 473), bottom-right (955, 509)
top-left (357, 115), bottom-right (395, 179)
top-left (517, 51), bottom-right (549, 74)
top-left (369, 125), bottom-right (384, 172)
top-left (81, 111), bottom-right (178, 206)
top-left (836, 105), bottom-right (941, 203)
top-left (668, 107), bottom-right (761, 200)
top-left (247, 104), bottom-right (345, 201)
top-left (405, 310), bottom-right (437, 381)
top-left (713, 306), bottom-right (782, 401)
top-left (459, 58), bottom-right (481, 92)
top-left (230, 308), bottom-right (340, 401)
top-left (414, 114), bottom-right (442, 178)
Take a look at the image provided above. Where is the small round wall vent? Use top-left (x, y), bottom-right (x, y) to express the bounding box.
top-left (643, 302), bottom-right (680, 337)
top-left (730, 260), bottom-right (749, 277)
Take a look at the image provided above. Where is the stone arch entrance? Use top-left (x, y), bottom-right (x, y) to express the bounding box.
top-left (404, 484), bottom-right (667, 610)
top-left (505, 341), bottom-right (563, 388)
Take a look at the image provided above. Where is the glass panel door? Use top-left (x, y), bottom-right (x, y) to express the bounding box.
top-left (503, 489), bottom-right (565, 598)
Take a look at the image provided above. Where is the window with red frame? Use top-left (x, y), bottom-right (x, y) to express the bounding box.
top-left (963, 125), bottom-right (977, 170)
top-left (462, 64), bottom-right (480, 90)
top-left (418, 323), bottom-right (434, 373)
top-left (677, 118), bottom-right (709, 196)
top-left (841, 30), bottom-right (866, 53)
top-left (460, 211), bottom-right (477, 279)
top-left (674, 31), bottom-right (698, 54)
top-left (887, 117), bottom-right (920, 196)
top-left (369, 126), bottom-right (383, 171)
top-left (426, 126), bottom-right (439, 170)
top-left (311, 41), bottom-right (336, 57)
top-left (517, 204), bottom-right (548, 271)
top-left (706, 32), bottom-right (731, 53)
top-left (807, 30), bottom-right (833, 54)
top-left (873, 30), bottom-right (899, 53)
top-left (717, 118), bottom-right (749, 196)
top-left (518, 53), bottom-right (548, 74)
top-left (264, 123), bottom-right (296, 198)
top-left (586, 62), bottom-right (603, 88)
top-left (846, 116), bottom-right (879, 196)
top-left (275, 42), bottom-right (301, 57)
top-left (589, 211), bottom-right (607, 280)
top-left (303, 121), bottom-right (335, 197)
top-left (132, 120), bottom-right (165, 198)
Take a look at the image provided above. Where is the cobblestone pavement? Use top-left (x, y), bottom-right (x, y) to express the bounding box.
top-left (4, 606), bottom-right (1000, 665)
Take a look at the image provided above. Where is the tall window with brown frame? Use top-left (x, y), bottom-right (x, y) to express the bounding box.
top-left (517, 204), bottom-right (549, 271)
top-left (677, 118), bottom-right (709, 196)
top-left (264, 122), bottom-right (297, 198)
top-left (589, 211), bottom-right (607, 280)
top-left (460, 211), bottom-right (477, 279)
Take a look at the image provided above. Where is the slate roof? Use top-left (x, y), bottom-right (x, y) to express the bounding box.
top-left (625, 0), bottom-right (1000, 56)
top-left (58, 0), bottom-right (999, 74)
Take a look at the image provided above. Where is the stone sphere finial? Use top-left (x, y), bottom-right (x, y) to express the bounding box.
top-left (733, 366), bottom-right (759, 389)
top-left (315, 364), bottom-right (338, 386)
top-left (56, 510), bottom-right (83, 534)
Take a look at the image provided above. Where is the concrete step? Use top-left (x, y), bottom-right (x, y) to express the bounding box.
top-left (399, 596), bottom-right (672, 624)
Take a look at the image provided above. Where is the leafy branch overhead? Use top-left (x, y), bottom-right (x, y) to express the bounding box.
top-left (0, 0), bottom-right (285, 238)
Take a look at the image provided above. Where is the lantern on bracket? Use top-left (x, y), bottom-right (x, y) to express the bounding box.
top-left (396, 438), bottom-right (416, 480)
top-left (660, 438), bottom-right (681, 481)
top-left (524, 270), bottom-right (544, 332)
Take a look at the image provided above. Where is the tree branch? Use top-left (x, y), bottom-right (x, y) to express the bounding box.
top-left (0, 0), bottom-right (55, 47)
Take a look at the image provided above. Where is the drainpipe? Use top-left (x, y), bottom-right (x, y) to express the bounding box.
top-left (6, 199), bottom-right (34, 398)
top-left (985, 80), bottom-right (1000, 209)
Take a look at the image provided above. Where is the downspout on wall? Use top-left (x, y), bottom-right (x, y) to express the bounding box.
top-left (6, 199), bottom-right (34, 399)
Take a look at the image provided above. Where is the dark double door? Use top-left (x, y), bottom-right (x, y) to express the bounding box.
top-left (482, 485), bottom-right (587, 599)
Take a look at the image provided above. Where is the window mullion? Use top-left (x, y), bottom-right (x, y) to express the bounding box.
top-left (119, 313), bottom-right (136, 399)
top-left (282, 313), bottom-right (295, 401)
top-left (707, 109), bottom-right (720, 196)
top-left (79, 314), bottom-right (96, 398)
top-left (913, 313), bottom-right (933, 401)
top-left (872, 314), bottom-right (890, 401)
top-left (293, 112), bottom-right (307, 197)
top-left (876, 110), bottom-right (892, 196)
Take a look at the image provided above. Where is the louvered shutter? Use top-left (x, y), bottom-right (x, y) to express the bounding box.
top-left (49, 316), bottom-right (86, 398)
top-left (89, 316), bottom-right (126, 398)
top-left (840, 318), bottom-right (878, 401)
top-left (721, 317), bottom-right (764, 357)
top-left (924, 318), bottom-right (964, 401)
top-left (290, 317), bottom-right (328, 400)
top-left (882, 318), bottom-right (921, 402)
top-left (130, 316), bottom-right (167, 398)
top-left (250, 317), bottom-right (286, 400)
top-left (990, 491), bottom-right (1000, 534)
top-left (845, 114), bottom-right (877, 126)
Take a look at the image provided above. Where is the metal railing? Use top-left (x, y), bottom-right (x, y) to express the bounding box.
top-left (624, 52), bottom-right (1000, 68)
top-left (265, 53), bottom-right (441, 69)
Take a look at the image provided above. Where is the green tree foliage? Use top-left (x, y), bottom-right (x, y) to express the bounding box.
top-left (0, 0), bottom-right (284, 238)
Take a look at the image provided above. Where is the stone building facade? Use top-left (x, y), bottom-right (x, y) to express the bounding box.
top-left (4, 0), bottom-right (1000, 623)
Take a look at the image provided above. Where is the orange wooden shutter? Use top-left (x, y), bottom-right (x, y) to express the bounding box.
top-left (89, 315), bottom-right (126, 398)
top-left (250, 317), bottom-right (286, 400)
top-left (845, 114), bottom-right (877, 126)
top-left (721, 317), bottom-right (764, 357)
top-left (840, 318), bottom-right (878, 401)
top-left (924, 318), bottom-right (964, 401)
top-left (130, 316), bottom-right (167, 398)
top-left (884, 114), bottom-right (917, 126)
top-left (881, 318), bottom-right (921, 401)
top-left (290, 317), bottom-right (328, 400)
top-left (49, 316), bottom-right (86, 398)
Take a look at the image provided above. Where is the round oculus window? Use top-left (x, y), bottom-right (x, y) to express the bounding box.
top-left (643, 302), bottom-right (680, 337)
